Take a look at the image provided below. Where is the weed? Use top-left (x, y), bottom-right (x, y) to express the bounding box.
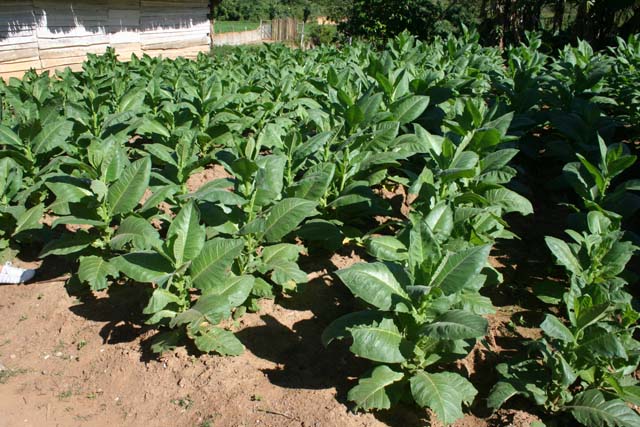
top-left (0, 368), bottom-right (28, 384)
top-left (58, 390), bottom-right (73, 400)
top-left (172, 396), bottom-right (194, 410)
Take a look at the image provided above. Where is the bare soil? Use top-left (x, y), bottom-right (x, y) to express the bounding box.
top-left (0, 251), bottom-right (543, 427)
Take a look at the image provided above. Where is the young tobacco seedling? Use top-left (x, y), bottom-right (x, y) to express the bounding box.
top-left (185, 152), bottom-right (316, 306)
top-left (40, 148), bottom-right (154, 291)
top-left (113, 200), bottom-right (254, 356)
top-left (489, 212), bottom-right (640, 427)
top-left (407, 118), bottom-right (532, 244)
top-left (563, 136), bottom-right (639, 220)
top-left (323, 210), bottom-right (494, 425)
top-left (0, 157), bottom-right (44, 253)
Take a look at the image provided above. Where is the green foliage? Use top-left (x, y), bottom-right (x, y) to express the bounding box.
top-left (214, 0), bottom-right (325, 21)
top-left (339, 0), bottom-right (477, 42)
top-left (307, 23), bottom-right (338, 45)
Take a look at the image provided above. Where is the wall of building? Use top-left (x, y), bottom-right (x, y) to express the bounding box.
top-left (0, 0), bottom-right (211, 79)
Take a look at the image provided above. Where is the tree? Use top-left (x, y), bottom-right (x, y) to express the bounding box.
top-left (340, 0), bottom-right (477, 42)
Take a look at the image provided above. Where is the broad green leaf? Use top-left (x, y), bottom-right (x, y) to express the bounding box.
top-left (480, 149), bottom-right (519, 172)
top-left (620, 386), bottom-right (640, 407)
top-left (118, 85), bottom-right (146, 112)
top-left (349, 318), bottom-right (406, 363)
top-left (292, 132), bottom-right (333, 163)
top-left (230, 158), bottom-right (258, 183)
top-left (184, 181), bottom-right (246, 206)
top-left (32, 119), bottom-right (73, 155)
top-left (556, 352), bottom-right (577, 387)
top-left (578, 326), bottom-right (627, 359)
top-left (194, 275), bottom-right (255, 311)
top-left (107, 156), bottom-right (151, 215)
top-left (78, 256), bottom-right (118, 291)
top-left (322, 311), bottom-right (386, 346)
top-left (139, 185), bottom-right (177, 212)
top-left (348, 365), bottom-right (404, 411)
top-left (587, 210), bottom-right (611, 234)
top-left (484, 188), bottom-right (533, 215)
top-left (487, 381), bottom-right (519, 411)
top-left (447, 150), bottom-right (479, 171)
top-left (166, 200), bottom-right (205, 265)
top-left (540, 314), bottom-right (574, 342)
top-left (261, 243), bottom-right (301, 264)
top-left (263, 198), bottom-right (317, 242)
top-left (410, 371), bottom-right (477, 424)
top-left (336, 262), bottom-right (410, 310)
top-left (297, 219), bottom-right (344, 251)
top-left (409, 217), bottom-right (440, 275)
top-left (110, 216), bottom-right (160, 251)
top-left (415, 124), bottom-right (443, 156)
top-left (40, 231), bottom-right (96, 257)
top-left (268, 259), bottom-right (308, 289)
top-left (566, 390), bottom-right (640, 427)
top-left (143, 288), bottom-right (183, 314)
top-left (289, 163), bottom-right (335, 201)
top-left (458, 292), bottom-right (495, 315)
top-left (254, 154), bottom-right (286, 206)
top-left (364, 236), bottom-right (408, 261)
top-left (145, 143), bottom-right (176, 166)
top-left (545, 236), bottom-right (582, 276)
top-left (13, 203), bottom-right (44, 235)
top-left (577, 153), bottom-right (606, 194)
top-left (424, 203), bottom-right (454, 236)
top-left (345, 104), bottom-right (365, 128)
top-left (150, 330), bottom-right (182, 354)
top-left (111, 252), bottom-right (174, 283)
top-left (46, 177), bottom-right (93, 204)
top-left (421, 310), bottom-right (487, 340)
top-left (136, 118), bottom-right (170, 138)
top-left (532, 280), bottom-right (565, 305)
top-left (190, 238), bottom-right (244, 291)
top-left (429, 245), bottom-right (491, 295)
top-left (575, 297), bottom-right (609, 331)
top-left (193, 327), bottom-right (244, 356)
top-left (0, 125), bottom-right (22, 148)
top-left (390, 95), bottom-right (429, 124)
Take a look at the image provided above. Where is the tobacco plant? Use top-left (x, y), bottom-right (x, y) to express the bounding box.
top-left (323, 215), bottom-right (493, 424)
top-left (490, 212), bottom-right (640, 427)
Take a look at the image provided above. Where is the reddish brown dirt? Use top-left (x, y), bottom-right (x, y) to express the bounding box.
top-left (186, 164), bottom-right (232, 193)
top-left (0, 259), bottom-right (383, 427)
top-left (0, 250), bottom-right (543, 427)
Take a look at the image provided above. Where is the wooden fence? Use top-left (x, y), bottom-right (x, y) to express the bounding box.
top-left (270, 18), bottom-right (298, 42)
top-left (211, 18), bottom-right (299, 47)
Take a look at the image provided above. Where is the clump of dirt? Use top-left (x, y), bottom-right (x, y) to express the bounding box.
top-left (186, 164), bottom-right (231, 193)
top-left (490, 409), bottom-right (544, 427)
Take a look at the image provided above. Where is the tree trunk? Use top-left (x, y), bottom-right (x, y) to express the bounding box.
top-left (619, 8), bottom-right (640, 39)
top-left (553, 0), bottom-right (565, 32)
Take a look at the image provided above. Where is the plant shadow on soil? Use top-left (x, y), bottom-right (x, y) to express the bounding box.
top-left (63, 273), bottom-right (156, 357)
top-left (235, 246), bottom-right (430, 426)
top-left (236, 247), bottom-right (369, 391)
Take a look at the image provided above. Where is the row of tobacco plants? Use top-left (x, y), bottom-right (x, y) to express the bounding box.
top-left (1, 30), bottom-right (638, 425)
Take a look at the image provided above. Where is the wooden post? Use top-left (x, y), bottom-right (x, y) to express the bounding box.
top-left (210, 0), bottom-right (223, 47)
